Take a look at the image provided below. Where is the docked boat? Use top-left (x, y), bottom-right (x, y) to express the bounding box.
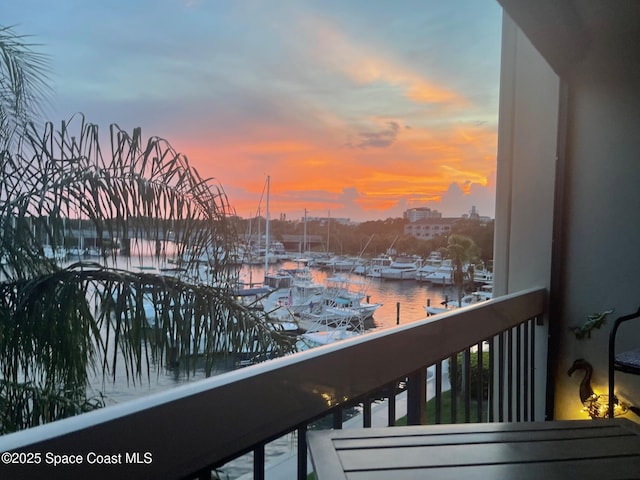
top-left (474, 284), bottom-right (494, 301)
top-left (85, 246), bottom-right (102, 257)
top-left (322, 275), bottom-right (382, 319)
top-left (299, 326), bottom-right (360, 348)
top-left (321, 255), bottom-right (364, 272)
top-left (425, 284), bottom-right (493, 315)
top-left (271, 242), bottom-right (290, 262)
top-left (260, 268), bottom-right (325, 319)
top-left (366, 255), bottom-right (394, 278)
top-left (416, 251), bottom-right (443, 282)
top-left (472, 268), bottom-right (494, 285)
top-left (380, 256), bottom-right (421, 280)
top-left (42, 245), bottom-right (67, 262)
top-left (296, 274), bottom-right (379, 341)
top-left (298, 304), bottom-right (366, 348)
top-left (422, 259), bottom-right (454, 285)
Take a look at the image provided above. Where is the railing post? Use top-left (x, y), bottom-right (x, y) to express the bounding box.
top-left (516, 324), bottom-right (522, 422)
top-left (297, 425), bottom-right (308, 480)
top-left (254, 444), bottom-right (265, 480)
top-left (464, 347), bottom-right (471, 423)
top-left (498, 332), bottom-right (505, 422)
top-left (333, 409), bottom-right (343, 429)
top-left (450, 354), bottom-right (458, 423)
top-left (477, 341), bottom-right (484, 422)
top-left (531, 317), bottom-right (537, 421)
top-left (407, 368), bottom-right (427, 425)
top-left (488, 337), bottom-right (495, 422)
top-left (197, 469), bottom-right (212, 480)
top-left (435, 362), bottom-right (443, 424)
top-left (508, 328), bottom-right (514, 421)
top-left (363, 398), bottom-right (372, 428)
top-left (388, 388), bottom-right (397, 426)
top-left (523, 323), bottom-right (529, 420)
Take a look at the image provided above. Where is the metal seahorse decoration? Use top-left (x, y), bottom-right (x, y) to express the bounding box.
top-left (568, 309), bottom-right (614, 339)
top-left (568, 358), bottom-right (640, 418)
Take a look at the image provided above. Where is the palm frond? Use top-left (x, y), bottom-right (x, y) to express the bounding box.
top-left (0, 116), bottom-right (296, 433)
top-left (0, 25), bottom-right (51, 151)
top-left (1, 25), bottom-right (293, 433)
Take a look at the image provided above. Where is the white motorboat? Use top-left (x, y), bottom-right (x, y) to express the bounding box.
top-left (43, 245), bottom-right (67, 262)
top-left (85, 246), bottom-right (102, 257)
top-left (366, 256), bottom-right (394, 278)
top-left (261, 268), bottom-right (325, 319)
top-left (298, 275), bottom-right (377, 337)
top-left (416, 251), bottom-right (443, 282)
top-left (422, 259), bottom-right (454, 285)
top-left (299, 326), bottom-right (360, 348)
top-left (299, 304), bottom-right (366, 348)
top-left (322, 275), bottom-right (382, 319)
top-left (474, 284), bottom-right (494, 301)
top-left (472, 268), bottom-right (494, 285)
top-left (321, 255), bottom-right (364, 272)
top-left (67, 247), bottom-right (84, 259)
top-left (425, 285), bottom-right (493, 315)
top-left (380, 256), bottom-right (421, 280)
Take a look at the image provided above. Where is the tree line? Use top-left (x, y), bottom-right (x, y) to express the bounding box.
top-left (233, 215), bottom-right (494, 264)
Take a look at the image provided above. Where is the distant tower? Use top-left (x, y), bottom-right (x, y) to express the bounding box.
top-left (404, 207), bottom-right (442, 222)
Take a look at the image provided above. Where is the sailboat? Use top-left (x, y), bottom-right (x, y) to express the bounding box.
top-left (242, 177), bottom-right (277, 266)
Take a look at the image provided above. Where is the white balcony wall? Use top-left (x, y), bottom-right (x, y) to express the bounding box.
top-left (497, 2), bottom-right (640, 420)
top-left (552, 11), bottom-right (640, 419)
top-left (494, 13), bottom-right (558, 420)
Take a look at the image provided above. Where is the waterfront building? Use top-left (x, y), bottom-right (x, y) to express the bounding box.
top-left (403, 207), bottom-right (442, 222)
top-left (404, 207), bottom-right (493, 240)
top-left (403, 217), bottom-right (457, 239)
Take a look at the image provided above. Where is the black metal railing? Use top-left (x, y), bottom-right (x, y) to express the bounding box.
top-left (0, 288), bottom-right (546, 480)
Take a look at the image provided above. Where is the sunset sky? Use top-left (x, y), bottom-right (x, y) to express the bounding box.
top-left (5, 0), bottom-right (503, 222)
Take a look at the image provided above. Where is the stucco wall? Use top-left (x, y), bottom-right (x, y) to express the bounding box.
top-left (553, 27), bottom-right (640, 420)
top-left (494, 14), bottom-right (558, 420)
top-left (498, 9), bottom-right (640, 420)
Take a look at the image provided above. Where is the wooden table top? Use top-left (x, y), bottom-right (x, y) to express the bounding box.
top-left (307, 419), bottom-right (640, 480)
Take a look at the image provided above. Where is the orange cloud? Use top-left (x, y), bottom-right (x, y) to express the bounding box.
top-left (303, 16), bottom-right (468, 108)
top-left (178, 117), bottom-right (497, 220)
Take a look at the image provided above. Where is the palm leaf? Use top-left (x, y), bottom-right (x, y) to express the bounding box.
top-left (0, 115), bottom-right (296, 433)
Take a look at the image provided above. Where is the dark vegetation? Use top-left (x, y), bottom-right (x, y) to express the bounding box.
top-left (234, 216), bottom-right (494, 264)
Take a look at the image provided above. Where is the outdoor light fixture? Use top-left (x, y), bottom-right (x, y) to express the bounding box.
top-left (567, 358), bottom-right (629, 419)
top-left (582, 392), bottom-right (628, 419)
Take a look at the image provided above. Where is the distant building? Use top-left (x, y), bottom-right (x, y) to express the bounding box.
top-left (404, 218), bottom-right (458, 239)
top-left (460, 206), bottom-right (492, 223)
top-left (404, 207), bottom-right (493, 239)
top-left (281, 234), bottom-right (324, 251)
top-left (403, 207), bottom-right (442, 222)
top-left (304, 216), bottom-right (352, 225)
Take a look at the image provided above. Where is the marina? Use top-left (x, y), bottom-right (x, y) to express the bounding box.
top-left (87, 254), bottom-right (480, 405)
top-left (12, 240), bottom-right (493, 479)
top-left (241, 261), bottom-right (451, 331)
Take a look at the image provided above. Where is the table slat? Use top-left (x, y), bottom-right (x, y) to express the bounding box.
top-left (344, 456), bottom-right (640, 480)
top-left (338, 435), bottom-right (640, 470)
top-left (333, 425), bottom-right (629, 449)
top-left (308, 419), bottom-right (640, 480)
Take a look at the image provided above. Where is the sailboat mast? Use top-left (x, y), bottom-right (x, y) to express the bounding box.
top-left (327, 209), bottom-right (330, 254)
top-left (264, 175), bottom-right (270, 273)
top-left (303, 208), bottom-right (307, 254)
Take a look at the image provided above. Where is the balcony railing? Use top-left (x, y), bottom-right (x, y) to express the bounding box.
top-left (0, 287), bottom-right (546, 480)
